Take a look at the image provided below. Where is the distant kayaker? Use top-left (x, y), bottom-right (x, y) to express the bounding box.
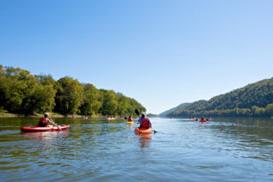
top-left (38, 113), bottom-right (58, 127)
top-left (199, 117), bottom-right (207, 123)
top-left (138, 113), bottom-right (152, 129)
top-left (128, 116), bottom-right (133, 122)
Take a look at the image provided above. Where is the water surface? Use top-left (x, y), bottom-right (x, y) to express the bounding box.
top-left (0, 117), bottom-right (273, 182)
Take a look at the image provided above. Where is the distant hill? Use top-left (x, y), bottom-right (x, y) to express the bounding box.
top-left (160, 103), bottom-right (191, 117)
top-left (160, 78), bottom-right (273, 118)
top-left (147, 113), bottom-right (158, 118)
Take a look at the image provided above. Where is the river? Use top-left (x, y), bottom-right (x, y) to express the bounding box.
top-left (0, 117), bottom-right (273, 182)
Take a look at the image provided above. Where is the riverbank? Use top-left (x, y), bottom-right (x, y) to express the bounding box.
top-left (0, 111), bottom-right (19, 118)
top-left (0, 111), bottom-right (125, 121)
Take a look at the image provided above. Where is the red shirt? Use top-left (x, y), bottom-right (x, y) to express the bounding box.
top-left (139, 118), bottom-right (152, 129)
top-left (38, 117), bottom-right (49, 127)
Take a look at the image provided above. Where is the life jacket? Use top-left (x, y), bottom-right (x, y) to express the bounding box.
top-left (38, 117), bottom-right (48, 127)
top-left (139, 118), bottom-right (152, 129)
top-left (200, 118), bottom-right (206, 123)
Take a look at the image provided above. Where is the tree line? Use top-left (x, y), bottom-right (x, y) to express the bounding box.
top-left (0, 65), bottom-right (146, 116)
top-left (162, 78), bottom-right (273, 118)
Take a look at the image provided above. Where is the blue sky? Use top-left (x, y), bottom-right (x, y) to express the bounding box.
top-left (0, 0), bottom-right (273, 114)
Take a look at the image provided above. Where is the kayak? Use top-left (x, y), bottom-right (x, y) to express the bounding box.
top-left (135, 127), bottom-right (153, 135)
top-left (21, 125), bottom-right (70, 132)
top-left (199, 119), bottom-right (207, 123)
top-left (127, 121), bottom-right (134, 124)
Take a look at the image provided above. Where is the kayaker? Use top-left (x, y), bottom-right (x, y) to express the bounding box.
top-left (38, 113), bottom-right (58, 127)
top-left (200, 117), bottom-right (207, 123)
top-left (128, 116), bottom-right (133, 122)
top-left (138, 113), bottom-right (152, 129)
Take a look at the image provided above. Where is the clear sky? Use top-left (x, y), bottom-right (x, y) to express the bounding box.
top-left (0, 0), bottom-right (273, 114)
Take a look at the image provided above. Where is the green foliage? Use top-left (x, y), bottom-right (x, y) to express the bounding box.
top-left (162, 78), bottom-right (273, 118)
top-left (0, 67), bottom-right (57, 115)
top-left (79, 84), bottom-right (102, 116)
top-left (3, 68), bottom-right (37, 114)
top-left (100, 90), bottom-right (118, 116)
top-left (55, 77), bottom-right (84, 115)
top-left (0, 65), bottom-right (145, 116)
top-left (23, 84), bottom-right (56, 114)
top-left (265, 103), bottom-right (273, 116)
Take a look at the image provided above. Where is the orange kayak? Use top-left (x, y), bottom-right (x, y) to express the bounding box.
top-left (135, 127), bottom-right (153, 135)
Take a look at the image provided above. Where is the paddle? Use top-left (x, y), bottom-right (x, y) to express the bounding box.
top-left (49, 118), bottom-right (61, 130)
top-left (135, 109), bottom-right (140, 116)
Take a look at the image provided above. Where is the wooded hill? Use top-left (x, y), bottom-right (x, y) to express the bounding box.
top-left (160, 78), bottom-right (273, 118)
top-left (0, 65), bottom-right (145, 116)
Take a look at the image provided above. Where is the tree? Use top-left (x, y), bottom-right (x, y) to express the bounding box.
top-left (116, 93), bottom-right (130, 116)
top-left (79, 84), bottom-right (102, 116)
top-left (100, 90), bottom-right (118, 116)
top-left (265, 103), bottom-right (273, 116)
top-left (2, 67), bottom-right (38, 114)
top-left (21, 84), bottom-right (57, 115)
top-left (55, 77), bottom-right (84, 115)
top-left (0, 65), bottom-right (146, 117)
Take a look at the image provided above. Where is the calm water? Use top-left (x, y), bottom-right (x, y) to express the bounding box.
top-left (0, 117), bottom-right (273, 182)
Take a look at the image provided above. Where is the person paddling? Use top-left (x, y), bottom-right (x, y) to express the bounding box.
top-left (199, 117), bottom-right (207, 123)
top-left (138, 113), bottom-right (152, 130)
top-left (128, 116), bottom-right (133, 122)
top-left (38, 113), bottom-right (58, 127)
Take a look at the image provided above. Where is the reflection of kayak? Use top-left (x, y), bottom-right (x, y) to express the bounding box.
top-left (22, 130), bottom-right (69, 140)
top-left (21, 125), bottom-right (70, 132)
top-left (135, 127), bottom-right (153, 134)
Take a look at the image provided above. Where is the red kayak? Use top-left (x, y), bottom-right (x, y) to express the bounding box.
top-left (21, 125), bottom-right (70, 132)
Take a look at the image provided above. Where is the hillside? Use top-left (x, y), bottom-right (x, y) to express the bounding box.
top-left (160, 78), bottom-right (273, 118)
top-left (160, 103), bottom-right (191, 117)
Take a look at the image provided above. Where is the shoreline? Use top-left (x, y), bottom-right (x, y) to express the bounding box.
top-left (0, 111), bottom-right (125, 120)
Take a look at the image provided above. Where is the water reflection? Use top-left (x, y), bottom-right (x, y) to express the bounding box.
top-left (136, 133), bottom-right (152, 148)
top-left (127, 122), bottom-right (135, 129)
top-left (21, 130), bottom-right (69, 141)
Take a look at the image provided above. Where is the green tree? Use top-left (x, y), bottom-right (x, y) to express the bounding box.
top-left (100, 90), bottom-right (118, 116)
top-left (80, 84), bottom-right (102, 116)
top-left (2, 67), bottom-right (38, 114)
top-left (35, 75), bottom-right (56, 86)
top-left (0, 65), bottom-right (146, 117)
top-left (54, 77), bottom-right (84, 115)
top-left (265, 103), bottom-right (273, 116)
top-left (116, 93), bottom-right (130, 116)
top-left (21, 84), bottom-right (57, 115)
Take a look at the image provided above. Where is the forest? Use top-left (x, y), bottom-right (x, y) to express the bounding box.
top-left (161, 78), bottom-right (273, 118)
top-left (0, 65), bottom-right (145, 116)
